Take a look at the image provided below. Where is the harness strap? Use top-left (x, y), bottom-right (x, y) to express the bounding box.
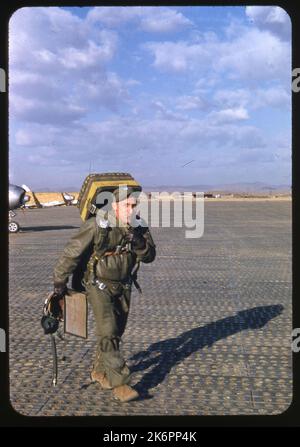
top-left (87, 232), bottom-right (142, 293)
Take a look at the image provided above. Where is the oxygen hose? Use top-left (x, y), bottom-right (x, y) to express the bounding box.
top-left (50, 334), bottom-right (58, 387)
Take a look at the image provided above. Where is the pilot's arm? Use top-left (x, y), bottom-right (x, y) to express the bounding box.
top-left (130, 226), bottom-right (156, 264)
top-left (53, 217), bottom-right (97, 291)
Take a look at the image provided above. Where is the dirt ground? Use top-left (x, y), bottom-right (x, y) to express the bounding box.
top-left (26, 191), bottom-right (291, 207)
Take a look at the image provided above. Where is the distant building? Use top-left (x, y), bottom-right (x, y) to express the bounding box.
top-left (191, 192), bottom-right (220, 198)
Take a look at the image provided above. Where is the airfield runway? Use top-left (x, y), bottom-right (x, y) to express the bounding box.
top-left (9, 200), bottom-right (292, 416)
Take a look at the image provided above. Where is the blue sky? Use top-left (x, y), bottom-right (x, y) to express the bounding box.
top-left (9, 6), bottom-right (291, 190)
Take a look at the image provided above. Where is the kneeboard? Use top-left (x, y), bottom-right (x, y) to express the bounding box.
top-left (64, 289), bottom-right (88, 339)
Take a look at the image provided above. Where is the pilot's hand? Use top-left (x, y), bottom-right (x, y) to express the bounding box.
top-left (126, 228), bottom-right (146, 250)
top-left (53, 281), bottom-right (68, 298)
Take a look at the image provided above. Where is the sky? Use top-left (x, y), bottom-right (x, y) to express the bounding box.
top-left (9, 6), bottom-right (292, 190)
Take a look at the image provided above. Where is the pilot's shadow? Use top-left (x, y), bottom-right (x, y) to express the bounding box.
top-left (129, 304), bottom-right (283, 399)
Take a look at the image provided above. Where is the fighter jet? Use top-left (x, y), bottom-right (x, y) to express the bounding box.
top-left (23, 190), bottom-right (78, 208)
top-left (9, 184), bottom-right (30, 233)
top-left (9, 184), bottom-right (78, 232)
top-left (62, 192), bottom-right (78, 206)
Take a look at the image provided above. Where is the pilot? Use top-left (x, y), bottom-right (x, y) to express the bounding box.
top-left (53, 186), bottom-right (156, 402)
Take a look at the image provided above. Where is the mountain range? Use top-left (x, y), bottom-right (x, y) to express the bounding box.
top-left (34, 182), bottom-right (291, 194)
top-left (142, 182), bottom-right (291, 194)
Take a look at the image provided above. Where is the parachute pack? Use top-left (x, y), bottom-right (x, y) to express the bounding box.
top-left (77, 172), bottom-right (142, 221)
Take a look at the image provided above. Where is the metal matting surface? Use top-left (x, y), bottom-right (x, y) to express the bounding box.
top-left (9, 201), bottom-right (292, 415)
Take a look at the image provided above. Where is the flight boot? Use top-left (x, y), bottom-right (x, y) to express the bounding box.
top-left (112, 384), bottom-right (139, 403)
top-left (90, 370), bottom-right (113, 390)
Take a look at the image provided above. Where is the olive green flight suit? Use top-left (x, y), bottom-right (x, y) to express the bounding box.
top-left (53, 209), bottom-right (156, 388)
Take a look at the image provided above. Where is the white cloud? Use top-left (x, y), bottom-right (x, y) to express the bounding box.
top-left (11, 110), bottom-right (289, 188)
top-left (12, 115), bottom-right (262, 162)
top-left (209, 107), bottom-right (249, 124)
top-left (213, 89), bottom-right (250, 108)
top-left (9, 7), bottom-right (86, 70)
top-left (213, 87), bottom-right (290, 110)
top-left (10, 93), bottom-right (85, 125)
top-left (9, 7), bottom-right (128, 125)
top-left (236, 148), bottom-right (279, 165)
top-left (150, 100), bottom-right (186, 121)
top-left (140, 8), bottom-right (192, 33)
top-left (253, 87), bottom-right (291, 109)
top-left (87, 6), bottom-right (134, 27)
top-left (215, 28), bottom-right (290, 83)
top-left (8, 6), bottom-right (291, 188)
top-left (126, 79), bottom-right (141, 87)
top-left (87, 6), bottom-right (192, 33)
top-left (176, 95), bottom-right (210, 111)
top-left (145, 26), bottom-right (290, 85)
top-left (59, 33), bottom-right (117, 69)
top-left (10, 9), bottom-right (118, 73)
top-left (246, 6), bottom-right (291, 41)
top-left (145, 40), bottom-right (205, 73)
top-left (73, 72), bottom-right (130, 112)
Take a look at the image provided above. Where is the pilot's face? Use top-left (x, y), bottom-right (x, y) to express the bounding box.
top-left (112, 197), bottom-right (137, 224)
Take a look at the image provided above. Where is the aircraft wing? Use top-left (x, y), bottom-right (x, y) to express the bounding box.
top-left (23, 191), bottom-right (78, 208)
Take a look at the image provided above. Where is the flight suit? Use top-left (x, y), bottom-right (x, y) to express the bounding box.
top-left (53, 208), bottom-right (156, 388)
